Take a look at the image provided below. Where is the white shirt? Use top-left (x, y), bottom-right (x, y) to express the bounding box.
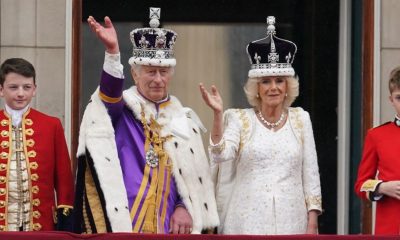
top-left (5, 104), bottom-right (30, 127)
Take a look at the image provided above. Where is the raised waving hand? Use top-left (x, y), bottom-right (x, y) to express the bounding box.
top-left (87, 16), bottom-right (119, 54)
top-left (199, 83), bottom-right (224, 144)
top-left (199, 83), bottom-right (223, 114)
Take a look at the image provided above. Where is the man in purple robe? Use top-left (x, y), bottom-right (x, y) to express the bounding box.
top-left (73, 8), bottom-right (219, 234)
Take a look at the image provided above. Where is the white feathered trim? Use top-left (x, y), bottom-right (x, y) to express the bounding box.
top-left (77, 88), bottom-right (132, 232)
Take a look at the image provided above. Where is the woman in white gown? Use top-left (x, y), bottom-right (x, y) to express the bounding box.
top-left (199, 16), bottom-right (322, 235)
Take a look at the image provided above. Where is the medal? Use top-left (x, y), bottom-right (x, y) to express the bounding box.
top-left (145, 146), bottom-right (159, 168)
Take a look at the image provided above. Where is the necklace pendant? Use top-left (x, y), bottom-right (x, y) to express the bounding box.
top-left (146, 146), bottom-right (159, 168)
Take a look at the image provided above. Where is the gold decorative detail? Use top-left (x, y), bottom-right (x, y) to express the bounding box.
top-left (24, 119), bottom-right (33, 126)
top-left (0, 164), bottom-right (6, 171)
top-left (210, 141), bottom-right (225, 154)
top-left (0, 130), bottom-right (8, 137)
top-left (0, 213), bottom-right (4, 220)
top-left (31, 173), bottom-right (39, 181)
top-left (33, 210), bottom-right (41, 219)
top-left (132, 105), bottom-right (173, 233)
top-left (32, 198), bottom-right (41, 206)
top-left (25, 128), bottom-right (34, 136)
top-left (0, 176), bottom-right (5, 184)
top-left (0, 141), bottom-right (9, 148)
top-left (0, 120), bottom-right (8, 126)
top-left (361, 179), bottom-right (382, 192)
top-left (32, 185), bottom-right (39, 194)
top-left (30, 162), bottom-right (38, 170)
top-left (0, 188), bottom-right (5, 195)
top-left (0, 225), bottom-right (4, 231)
top-left (84, 164), bottom-right (105, 233)
top-left (27, 150), bottom-right (37, 157)
top-left (33, 223), bottom-right (42, 231)
top-left (290, 108), bottom-right (304, 144)
top-left (63, 208), bottom-right (71, 216)
top-left (0, 201), bottom-right (5, 208)
top-left (26, 139), bottom-right (35, 147)
top-left (306, 195), bottom-right (322, 210)
top-left (237, 109), bottom-right (250, 154)
top-left (0, 152), bottom-right (7, 159)
top-left (99, 91), bottom-right (122, 103)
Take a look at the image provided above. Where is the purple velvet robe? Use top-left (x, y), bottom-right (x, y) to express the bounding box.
top-left (99, 71), bottom-right (181, 233)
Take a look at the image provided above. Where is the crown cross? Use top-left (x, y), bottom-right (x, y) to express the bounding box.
top-left (149, 7), bottom-right (161, 28)
top-left (266, 16), bottom-right (276, 35)
top-left (267, 16), bottom-right (275, 25)
top-left (149, 8), bottom-right (160, 20)
top-left (268, 52), bottom-right (279, 63)
top-left (254, 53), bottom-right (261, 64)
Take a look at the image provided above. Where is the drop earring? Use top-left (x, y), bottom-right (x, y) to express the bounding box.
top-left (256, 93), bottom-right (260, 98)
top-left (395, 116), bottom-right (400, 127)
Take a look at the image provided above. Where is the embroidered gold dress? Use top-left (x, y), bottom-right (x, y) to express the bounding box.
top-left (210, 108), bottom-right (322, 234)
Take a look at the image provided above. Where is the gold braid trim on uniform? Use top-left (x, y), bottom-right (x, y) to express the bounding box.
top-left (360, 179), bottom-right (382, 192)
top-left (132, 105), bottom-right (172, 233)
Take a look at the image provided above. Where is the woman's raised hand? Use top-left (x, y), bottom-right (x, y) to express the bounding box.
top-left (87, 16), bottom-right (119, 54)
top-left (199, 83), bottom-right (223, 114)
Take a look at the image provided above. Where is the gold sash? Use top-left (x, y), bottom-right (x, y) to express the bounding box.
top-left (130, 106), bottom-right (172, 233)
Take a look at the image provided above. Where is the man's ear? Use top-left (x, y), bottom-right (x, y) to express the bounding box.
top-left (131, 68), bottom-right (138, 84)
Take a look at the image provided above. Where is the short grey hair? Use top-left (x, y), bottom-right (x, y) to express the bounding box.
top-left (243, 76), bottom-right (299, 110)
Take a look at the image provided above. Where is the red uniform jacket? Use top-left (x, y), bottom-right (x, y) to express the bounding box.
top-left (0, 108), bottom-right (74, 231)
top-left (355, 122), bottom-right (400, 234)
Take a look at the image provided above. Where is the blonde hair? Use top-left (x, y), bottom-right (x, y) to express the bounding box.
top-left (244, 76), bottom-right (299, 110)
top-left (388, 66), bottom-right (400, 93)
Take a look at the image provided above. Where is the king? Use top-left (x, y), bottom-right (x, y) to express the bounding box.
top-left (73, 8), bottom-right (219, 234)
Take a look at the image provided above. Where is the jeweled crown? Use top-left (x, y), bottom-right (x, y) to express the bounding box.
top-left (246, 16), bottom-right (297, 77)
top-left (128, 7), bottom-right (177, 67)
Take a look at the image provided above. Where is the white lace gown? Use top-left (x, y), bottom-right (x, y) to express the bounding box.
top-left (210, 108), bottom-right (322, 235)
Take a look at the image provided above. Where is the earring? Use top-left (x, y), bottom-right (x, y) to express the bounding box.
top-left (395, 117), bottom-right (400, 127)
top-left (285, 93), bottom-right (288, 97)
top-left (256, 94), bottom-right (260, 98)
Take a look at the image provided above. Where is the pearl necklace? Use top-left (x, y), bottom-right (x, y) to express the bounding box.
top-left (258, 111), bottom-right (285, 129)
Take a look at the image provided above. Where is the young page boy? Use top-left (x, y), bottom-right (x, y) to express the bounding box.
top-left (355, 66), bottom-right (400, 234)
top-left (0, 58), bottom-right (73, 231)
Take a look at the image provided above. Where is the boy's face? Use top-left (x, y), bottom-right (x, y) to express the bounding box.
top-left (390, 87), bottom-right (400, 116)
top-left (0, 72), bottom-right (36, 110)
